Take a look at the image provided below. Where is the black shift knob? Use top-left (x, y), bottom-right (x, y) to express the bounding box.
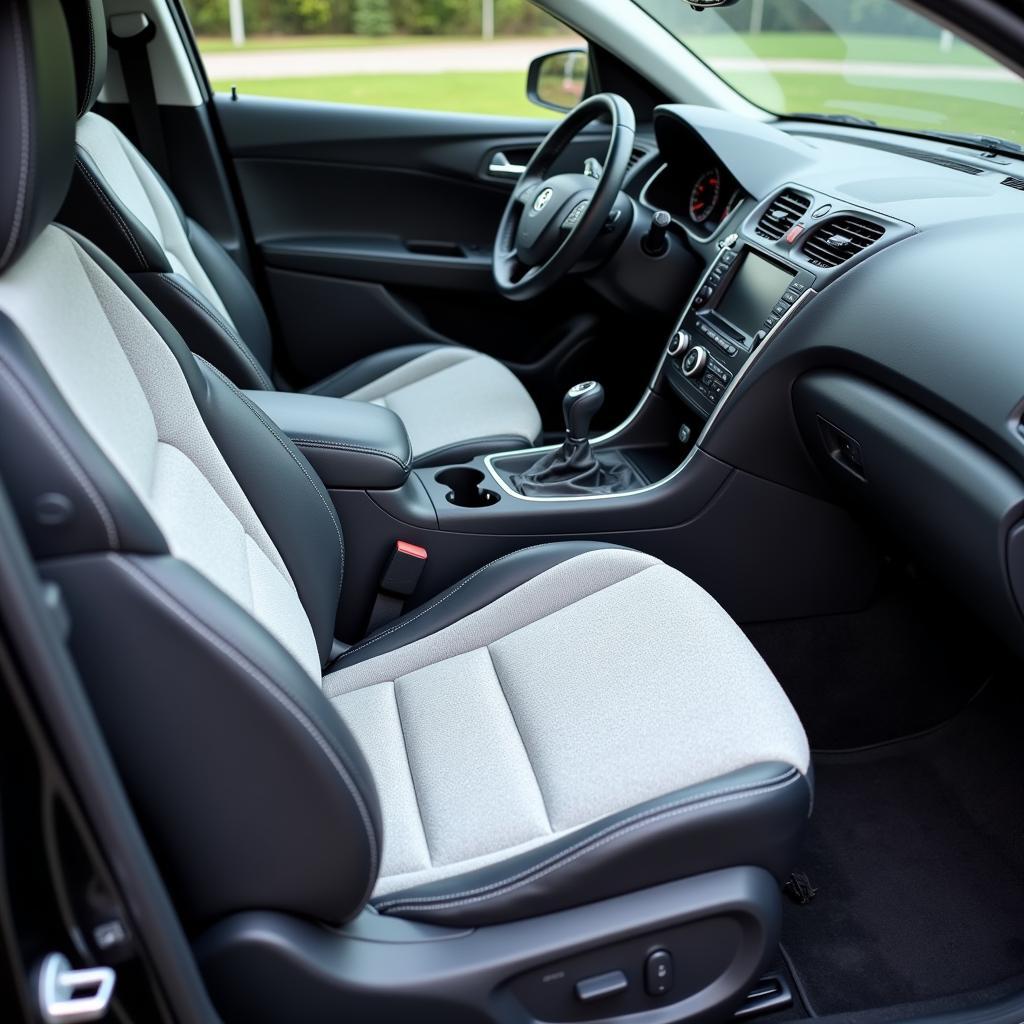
top-left (563, 381), bottom-right (605, 444)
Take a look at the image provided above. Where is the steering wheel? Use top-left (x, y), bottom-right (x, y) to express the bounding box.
top-left (493, 93), bottom-right (636, 301)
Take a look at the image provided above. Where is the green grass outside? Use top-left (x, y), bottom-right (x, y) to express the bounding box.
top-left (728, 72), bottom-right (1024, 143)
top-left (212, 72), bottom-right (559, 118)
top-left (206, 30), bottom-right (1024, 141)
top-left (197, 32), bottom-right (566, 53)
top-left (691, 31), bottom-right (995, 66)
top-left (200, 30), bottom-right (995, 65)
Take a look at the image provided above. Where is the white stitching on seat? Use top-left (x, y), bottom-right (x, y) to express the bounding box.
top-left (113, 553), bottom-right (379, 887)
top-left (376, 770), bottom-right (801, 913)
top-left (0, 2), bottom-right (30, 269)
top-left (292, 437), bottom-right (412, 472)
top-left (333, 544), bottom-right (556, 663)
top-left (74, 155), bottom-right (149, 270)
top-left (159, 276), bottom-right (273, 390)
top-left (201, 360), bottom-right (346, 605)
top-left (79, 13), bottom-right (96, 118)
top-left (0, 354), bottom-right (120, 549)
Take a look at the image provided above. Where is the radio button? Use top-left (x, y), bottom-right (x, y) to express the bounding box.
top-left (667, 331), bottom-right (690, 357)
top-left (682, 345), bottom-right (709, 378)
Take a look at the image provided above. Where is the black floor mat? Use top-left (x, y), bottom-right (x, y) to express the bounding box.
top-left (782, 680), bottom-right (1024, 1016)
top-left (744, 577), bottom-right (989, 750)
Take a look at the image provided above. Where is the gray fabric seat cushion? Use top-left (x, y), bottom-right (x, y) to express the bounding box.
top-left (323, 546), bottom-right (810, 916)
top-left (311, 345), bottom-right (542, 464)
top-left (66, 116), bottom-right (542, 465)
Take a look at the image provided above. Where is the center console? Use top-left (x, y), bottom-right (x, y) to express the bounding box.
top-left (246, 231), bottom-right (874, 642)
top-left (662, 238), bottom-right (816, 420)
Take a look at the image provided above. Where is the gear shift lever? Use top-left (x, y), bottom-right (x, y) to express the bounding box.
top-left (510, 381), bottom-right (644, 497)
top-left (564, 381), bottom-right (605, 444)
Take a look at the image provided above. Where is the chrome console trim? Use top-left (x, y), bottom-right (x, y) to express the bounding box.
top-left (483, 250), bottom-right (815, 503)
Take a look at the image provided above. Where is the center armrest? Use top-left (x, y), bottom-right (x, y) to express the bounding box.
top-left (243, 390), bottom-right (412, 490)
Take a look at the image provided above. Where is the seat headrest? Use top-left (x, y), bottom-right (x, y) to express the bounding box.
top-left (0, 0), bottom-right (77, 274)
top-left (60, 0), bottom-right (107, 118)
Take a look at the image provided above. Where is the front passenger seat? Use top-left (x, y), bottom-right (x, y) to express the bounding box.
top-left (1, 2), bottom-right (810, 1018)
top-left (55, 0), bottom-right (543, 466)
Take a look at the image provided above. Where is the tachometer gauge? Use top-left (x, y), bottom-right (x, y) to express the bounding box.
top-left (689, 168), bottom-right (721, 224)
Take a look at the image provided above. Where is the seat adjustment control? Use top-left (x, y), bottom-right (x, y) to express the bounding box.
top-left (575, 970), bottom-right (628, 1003)
top-left (645, 949), bottom-right (674, 997)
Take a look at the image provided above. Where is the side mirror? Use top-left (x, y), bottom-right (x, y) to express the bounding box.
top-left (527, 49), bottom-right (589, 113)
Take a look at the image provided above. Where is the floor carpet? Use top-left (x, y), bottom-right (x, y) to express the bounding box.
top-left (781, 680), bottom-right (1024, 1016)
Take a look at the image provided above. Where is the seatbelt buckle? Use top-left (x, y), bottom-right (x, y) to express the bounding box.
top-left (366, 541), bottom-right (428, 635)
top-left (381, 541), bottom-right (428, 597)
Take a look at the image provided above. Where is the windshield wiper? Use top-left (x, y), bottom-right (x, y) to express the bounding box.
top-left (785, 112), bottom-right (878, 128)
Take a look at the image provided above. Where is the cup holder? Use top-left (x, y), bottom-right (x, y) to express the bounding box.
top-left (435, 467), bottom-right (501, 508)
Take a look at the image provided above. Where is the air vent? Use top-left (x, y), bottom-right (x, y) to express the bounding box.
top-left (913, 153), bottom-right (984, 174)
top-left (802, 216), bottom-right (885, 268)
top-left (1002, 175), bottom-right (1024, 191)
top-left (627, 147), bottom-right (648, 170)
top-left (756, 190), bottom-right (811, 240)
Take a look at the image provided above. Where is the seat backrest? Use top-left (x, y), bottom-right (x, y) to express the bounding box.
top-left (57, 0), bottom-right (277, 391)
top-left (0, 0), bottom-right (380, 928)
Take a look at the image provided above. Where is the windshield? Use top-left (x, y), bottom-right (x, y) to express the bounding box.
top-left (634, 0), bottom-right (1024, 148)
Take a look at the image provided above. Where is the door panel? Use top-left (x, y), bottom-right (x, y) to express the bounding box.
top-left (215, 95), bottom-right (634, 425)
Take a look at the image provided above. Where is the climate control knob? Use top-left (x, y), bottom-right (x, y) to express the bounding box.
top-left (682, 345), bottom-right (708, 378)
top-left (667, 331), bottom-right (690, 357)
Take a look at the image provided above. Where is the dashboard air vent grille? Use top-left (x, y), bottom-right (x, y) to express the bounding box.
top-left (1002, 176), bottom-right (1024, 191)
top-left (755, 190), bottom-right (811, 240)
top-left (802, 216), bottom-right (885, 267)
top-left (627, 147), bottom-right (648, 170)
top-left (913, 153), bottom-right (984, 174)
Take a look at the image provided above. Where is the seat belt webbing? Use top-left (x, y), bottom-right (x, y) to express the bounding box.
top-left (108, 13), bottom-right (171, 182)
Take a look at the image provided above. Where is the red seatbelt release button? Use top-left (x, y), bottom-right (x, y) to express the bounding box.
top-left (381, 541), bottom-right (428, 597)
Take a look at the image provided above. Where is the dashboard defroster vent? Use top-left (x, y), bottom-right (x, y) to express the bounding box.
top-left (755, 189), bottom-right (811, 240)
top-left (802, 216), bottom-right (885, 267)
top-left (1002, 176), bottom-right (1024, 191)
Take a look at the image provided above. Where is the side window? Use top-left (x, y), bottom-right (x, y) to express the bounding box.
top-left (182, 0), bottom-right (585, 118)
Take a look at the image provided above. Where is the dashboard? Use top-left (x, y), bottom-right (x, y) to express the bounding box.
top-left (632, 103), bottom-right (1024, 656)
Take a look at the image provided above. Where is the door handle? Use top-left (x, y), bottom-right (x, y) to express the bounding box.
top-left (488, 152), bottom-right (528, 178)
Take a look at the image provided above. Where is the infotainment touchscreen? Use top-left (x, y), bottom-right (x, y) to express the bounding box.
top-left (714, 252), bottom-right (796, 337)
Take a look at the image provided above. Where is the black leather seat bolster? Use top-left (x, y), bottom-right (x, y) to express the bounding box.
top-left (185, 217), bottom-right (276, 376)
top-left (304, 343), bottom-right (444, 398)
top-left (60, 146), bottom-right (174, 275)
top-left (242, 389), bottom-right (413, 492)
top-left (331, 541), bottom-right (623, 671)
top-left (47, 551), bottom-right (382, 929)
top-left (133, 271), bottom-right (275, 391)
top-left (375, 762), bottom-right (811, 927)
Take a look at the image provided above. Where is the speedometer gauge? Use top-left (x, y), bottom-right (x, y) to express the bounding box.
top-left (689, 168), bottom-right (722, 224)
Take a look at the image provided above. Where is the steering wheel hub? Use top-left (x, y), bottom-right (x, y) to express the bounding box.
top-left (493, 93), bottom-right (636, 300)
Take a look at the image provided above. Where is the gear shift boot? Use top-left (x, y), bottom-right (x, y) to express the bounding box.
top-left (511, 444), bottom-right (645, 497)
top-left (509, 381), bottom-right (647, 497)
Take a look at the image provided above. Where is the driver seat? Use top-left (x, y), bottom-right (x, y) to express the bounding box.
top-left (55, 0), bottom-right (542, 466)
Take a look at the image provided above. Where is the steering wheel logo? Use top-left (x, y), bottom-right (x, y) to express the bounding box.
top-left (532, 187), bottom-right (555, 213)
